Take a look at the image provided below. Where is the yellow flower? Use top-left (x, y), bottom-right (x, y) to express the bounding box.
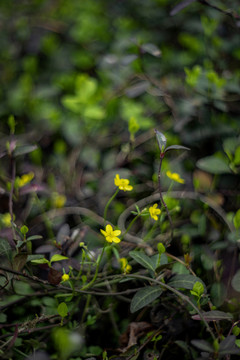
top-left (149, 203), bottom-right (161, 221)
top-left (114, 174), bottom-right (133, 192)
top-left (1, 213), bottom-right (12, 227)
top-left (17, 172), bottom-right (34, 188)
top-left (52, 192), bottom-right (66, 208)
top-left (166, 171), bottom-right (185, 184)
top-left (119, 258), bottom-right (132, 274)
top-left (62, 273), bottom-right (70, 282)
top-left (100, 224), bottom-right (121, 243)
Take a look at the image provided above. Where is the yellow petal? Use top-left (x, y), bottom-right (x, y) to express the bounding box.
top-left (105, 224), bottom-right (113, 233)
top-left (112, 237), bottom-right (121, 243)
top-left (106, 236), bottom-right (113, 243)
top-left (100, 229), bottom-right (107, 237)
top-left (113, 230), bottom-right (121, 237)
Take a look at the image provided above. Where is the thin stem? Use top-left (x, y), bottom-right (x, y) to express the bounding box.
top-left (103, 189), bottom-right (119, 226)
top-left (122, 212), bottom-right (141, 239)
top-left (80, 243), bottom-right (107, 291)
top-left (9, 156), bottom-right (16, 241)
top-left (158, 154), bottom-right (173, 244)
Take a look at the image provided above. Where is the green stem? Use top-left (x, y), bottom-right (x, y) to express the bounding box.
top-left (81, 294), bottom-right (92, 324)
top-left (122, 213), bottom-right (141, 239)
top-left (158, 155), bottom-right (173, 245)
top-left (103, 189), bottom-right (119, 226)
top-left (81, 243), bottom-right (107, 291)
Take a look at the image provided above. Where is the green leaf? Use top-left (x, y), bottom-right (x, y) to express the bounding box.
top-left (130, 286), bottom-right (163, 313)
top-left (155, 130), bottom-right (167, 153)
top-left (192, 310), bottom-right (233, 321)
top-left (57, 302), bottom-right (68, 318)
top-left (26, 235), bottom-right (43, 241)
top-left (196, 156), bottom-right (231, 174)
top-left (233, 326), bottom-right (240, 336)
top-left (234, 209), bottom-right (240, 229)
top-left (231, 269), bottom-right (240, 292)
top-left (234, 146), bottom-right (240, 165)
top-left (27, 254), bottom-right (46, 262)
top-left (165, 145), bottom-right (190, 152)
top-left (168, 274), bottom-right (206, 291)
top-left (14, 281), bottom-right (34, 295)
top-left (50, 254), bottom-right (68, 264)
top-left (0, 238), bottom-right (13, 263)
top-left (13, 254), bottom-right (28, 272)
top-left (31, 258), bottom-right (49, 265)
top-left (210, 282), bottom-right (227, 307)
top-left (129, 251), bottom-right (156, 272)
top-left (219, 335), bottom-right (240, 355)
top-left (191, 339), bottom-right (214, 353)
top-left (192, 281), bottom-right (204, 296)
top-left (235, 339), bottom-right (240, 348)
top-left (13, 145), bottom-right (38, 157)
top-left (20, 225), bottom-right (29, 236)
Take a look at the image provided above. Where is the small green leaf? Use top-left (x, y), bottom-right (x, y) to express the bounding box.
top-left (192, 310), bottom-right (233, 321)
top-left (233, 326), bottom-right (240, 336)
top-left (129, 251), bottom-right (156, 272)
top-left (57, 302), bottom-right (68, 318)
top-left (27, 254), bottom-right (46, 262)
top-left (130, 286), bottom-right (163, 313)
top-left (210, 282), bottom-right (227, 307)
top-left (50, 254), bottom-right (69, 264)
top-left (26, 235), bottom-right (43, 241)
top-left (155, 130), bottom-right (167, 153)
top-left (192, 281), bottom-right (204, 296)
top-left (168, 274), bottom-right (206, 292)
top-left (234, 146), bottom-right (240, 165)
top-left (157, 243), bottom-right (166, 254)
top-left (31, 258), bottom-right (49, 265)
top-left (191, 339), bottom-right (214, 352)
top-left (219, 335), bottom-right (240, 355)
top-left (235, 339), bottom-right (240, 348)
top-left (20, 225), bottom-right (29, 236)
top-left (234, 209), bottom-right (240, 229)
top-left (165, 145), bottom-right (190, 152)
top-left (13, 145), bottom-right (38, 157)
top-left (196, 156), bottom-right (231, 174)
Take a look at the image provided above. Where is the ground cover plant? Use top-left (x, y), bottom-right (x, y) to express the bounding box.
top-left (0, 0), bottom-right (240, 359)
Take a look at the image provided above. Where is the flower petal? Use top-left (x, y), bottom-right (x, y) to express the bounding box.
top-left (113, 230), bottom-right (121, 237)
top-left (106, 236), bottom-right (113, 243)
top-left (105, 224), bottom-right (113, 234)
top-left (100, 229), bottom-right (107, 237)
top-left (112, 237), bottom-right (121, 243)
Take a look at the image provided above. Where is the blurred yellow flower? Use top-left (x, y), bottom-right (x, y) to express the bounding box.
top-left (149, 203), bottom-right (161, 221)
top-left (62, 273), bottom-right (70, 282)
top-left (100, 224), bottom-right (121, 243)
top-left (120, 258), bottom-right (132, 274)
top-left (1, 213), bottom-right (12, 227)
top-left (17, 172), bottom-right (34, 188)
top-left (52, 192), bottom-right (66, 208)
top-left (166, 171), bottom-right (185, 184)
top-left (114, 174), bottom-right (133, 192)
